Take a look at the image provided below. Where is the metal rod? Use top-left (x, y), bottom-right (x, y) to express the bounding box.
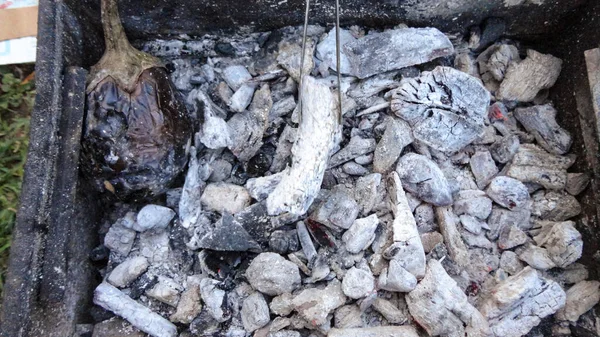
top-left (298, 0), bottom-right (311, 123)
top-left (335, 0), bottom-right (343, 124)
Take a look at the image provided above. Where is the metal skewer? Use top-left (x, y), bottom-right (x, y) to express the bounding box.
top-left (298, 0), bottom-right (343, 125)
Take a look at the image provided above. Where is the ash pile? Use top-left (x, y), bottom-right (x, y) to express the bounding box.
top-left (88, 20), bottom-right (600, 337)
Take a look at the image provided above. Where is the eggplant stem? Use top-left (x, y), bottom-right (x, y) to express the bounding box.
top-left (101, 0), bottom-right (132, 53)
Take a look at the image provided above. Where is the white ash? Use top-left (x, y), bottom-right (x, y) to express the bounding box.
top-left (497, 49), bottom-right (562, 102)
top-left (391, 66), bottom-right (490, 152)
top-left (555, 281), bottom-right (600, 322)
top-left (479, 267), bottom-right (566, 337)
top-left (89, 23), bottom-right (593, 337)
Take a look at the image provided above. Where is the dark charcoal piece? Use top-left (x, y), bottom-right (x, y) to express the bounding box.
top-left (475, 17), bottom-right (506, 52)
top-left (215, 42), bottom-right (236, 56)
top-left (247, 151), bottom-right (273, 177)
top-left (89, 306), bottom-right (115, 323)
top-left (128, 273), bottom-right (158, 300)
top-left (269, 230), bottom-right (289, 254)
top-left (190, 309), bottom-right (221, 336)
top-left (89, 245), bottom-right (110, 262)
top-left (82, 67), bottom-right (193, 199)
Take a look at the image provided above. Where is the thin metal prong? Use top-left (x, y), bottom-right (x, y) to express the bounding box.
top-left (298, 0), bottom-right (311, 124)
top-left (335, 0), bottom-right (343, 124)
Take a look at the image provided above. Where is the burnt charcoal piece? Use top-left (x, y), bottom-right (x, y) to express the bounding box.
top-left (247, 150), bottom-right (273, 177)
top-left (129, 273), bottom-right (159, 300)
top-left (215, 42), bottom-right (236, 56)
top-left (81, 0), bottom-right (193, 199)
top-left (89, 245), bottom-right (110, 262)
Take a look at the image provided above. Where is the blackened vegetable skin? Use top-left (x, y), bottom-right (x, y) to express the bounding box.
top-left (81, 67), bottom-right (193, 199)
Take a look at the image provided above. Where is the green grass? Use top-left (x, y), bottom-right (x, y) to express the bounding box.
top-left (0, 65), bottom-right (35, 294)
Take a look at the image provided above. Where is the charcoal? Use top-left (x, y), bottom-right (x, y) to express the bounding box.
top-left (517, 244), bottom-right (557, 270)
top-left (566, 172), bottom-right (591, 196)
top-left (485, 176), bottom-right (530, 210)
top-left (246, 253), bottom-right (301, 296)
top-left (191, 213), bottom-right (261, 252)
top-left (486, 44), bottom-right (519, 81)
top-left (459, 214), bottom-right (485, 234)
top-left (533, 220), bottom-right (582, 268)
top-left (435, 206), bottom-right (469, 267)
top-left (470, 151), bottom-right (498, 189)
top-left (310, 187), bottom-right (359, 230)
top-left (342, 214), bottom-right (379, 254)
top-left (490, 134), bottom-right (520, 163)
top-left (90, 245), bottom-right (110, 262)
top-left (200, 183), bottom-right (251, 215)
top-left (228, 86), bottom-right (271, 161)
top-left (354, 173), bottom-right (381, 215)
top-left (514, 104), bottom-right (572, 154)
top-left (391, 67), bottom-right (490, 152)
top-left (334, 305), bottom-right (363, 329)
top-left (454, 52), bottom-right (479, 78)
top-left (414, 204), bottom-right (437, 232)
top-left (133, 205), bottom-right (175, 232)
top-left (396, 153), bottom-right (452, 206)
top-left (200, 278), bottom-right (231, 323)
top-left (371, 298), bottom-right (407, 324)
top-left (500, 251), bottom-right (525, 275)
top-left (498, 225), bottom-right (528, 250)
top-left (387, 172), bottom-right (426, 278)
top-left (341, 267), bottom-right (376, 299)
top-left (545, 263), bottom-right (589, 286)
top-left (474, 18), bottom-right (507, 52)
top-left (291, 279), bottom-right (346, 326)
top-left (497, 50), bottom-right (562, 102)
top-left (479, 267), bottom-right (566, 337)
top-left (532, 190), bottom-right (582, 221)
top-left (277, 41), bottom-right (315, 83)
top-left (316, 27), bottom-right (355, 75)
top-left (241, 292), bottom-right (270, 332)
top-left (406, 259), bottom-right (490, 337)
top-left (189, 309), bottom-right (220, 336)
top-left (373, 118), bottom-right (413, 174)
top-left (454, 190), bottom-right (493, 220)
top-left (420, 232), bottom-right (444, 253)
top-left (344, 27), bottom-right (453, 79)
top-left (94, 282), bottom-right (178, 337)
top-left (104, 222), bottom-right (136, 256)
top-left (487, 206), bottom-right (531, 241)
top-left (266, 76), bottom-right (339, 216)
top-left (145, 276), bottom-right (182, 307)
top-left (91, 318), bottom-right (144, 337)
top-left (208, 159), bottom-right (233, 182)
top-left (555, 281), bottom-right (600, 322)
top-left (296, 221), bottom-right (318, 263)
top-left (329, 136), bottom-right (377, 168)
top-left (223, 65), bottom-right (252, 91)
top-left (270, 292), bottom-right (294, 316)
top-left (270, 125), bottom-right (297, 173)
top-left (179, 150), bottom-right (206, 229)
top-left (377, 258), bottom-right (417, 292)
top-left (342, 162), bottom-right (369, 176)
top-left (194, 90), bottom-right (233, 149)
top-left (107, 256), bottom-right (149, 288)
top-left (328, 326), bottom-right (419, 337)
top-left (138, 229), bottom-right (170, 264)
top-left (462, 230), bottom-right (494, 249)
top-left (170, 276), bottom-right (202, 324)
